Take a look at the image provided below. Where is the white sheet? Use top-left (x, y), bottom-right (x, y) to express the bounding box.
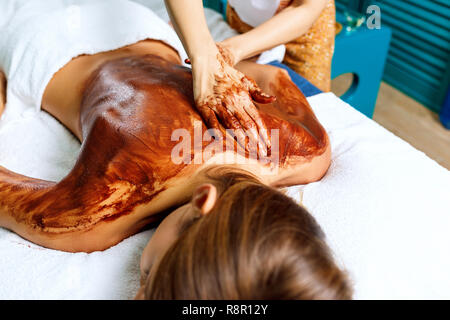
top-left (0, 0), bottom-right (188, 116)
top-left (1, 92), bottom-right (449, 300)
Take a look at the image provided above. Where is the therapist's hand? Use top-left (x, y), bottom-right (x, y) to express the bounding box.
top-left (191, 46), bottom-right (275, 153)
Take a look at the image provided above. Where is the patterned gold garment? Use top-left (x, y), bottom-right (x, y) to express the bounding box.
top-left (227, 0), bottom-right (336, 92)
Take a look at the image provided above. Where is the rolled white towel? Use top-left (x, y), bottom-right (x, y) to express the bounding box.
top-left (0, 0), bottom-right (188, 118)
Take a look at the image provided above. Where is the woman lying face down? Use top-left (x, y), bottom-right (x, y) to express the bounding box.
top-left (0, 38), bottom-right (350, 299)
top-left (136, 167), bottom-right (352, 300)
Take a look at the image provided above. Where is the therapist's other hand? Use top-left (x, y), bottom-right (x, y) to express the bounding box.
top-left (191, 46), bottom-right (275, 154)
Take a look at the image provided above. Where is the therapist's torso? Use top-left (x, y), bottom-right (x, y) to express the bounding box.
top-left (227, 0), bottom-right (336, 92)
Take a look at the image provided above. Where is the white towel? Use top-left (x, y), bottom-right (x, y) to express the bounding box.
top-left (0, 0), bottom-right (188, 120)
top-left (286, 93), bottom-right (450, 299)
top-left (1, 92), bottom-right (449, 299)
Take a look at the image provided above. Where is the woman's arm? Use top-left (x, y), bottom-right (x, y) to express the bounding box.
top-left (0, 70), bottom-right (6, 117)
top-left (220, 0), bottom-right (328, 64)
top-left (164, 0), bottom-right (274, 152)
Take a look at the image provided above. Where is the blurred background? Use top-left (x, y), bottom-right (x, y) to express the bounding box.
top-left (204, 0), bottom-right (450, 169)
top-left (333, 0), bottom-right (450, 170)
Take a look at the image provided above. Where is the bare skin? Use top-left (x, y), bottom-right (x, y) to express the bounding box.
top-left (0, 39), bottom-right (330, 253)
top-left (0, 70), bottom-right (5, 117)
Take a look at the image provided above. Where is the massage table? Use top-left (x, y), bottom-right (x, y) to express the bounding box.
top-left (0, 6), bottom-right (449, 300)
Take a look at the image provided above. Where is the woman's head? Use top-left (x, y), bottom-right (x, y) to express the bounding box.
top-left (136, 166), bottom-right (352, 300)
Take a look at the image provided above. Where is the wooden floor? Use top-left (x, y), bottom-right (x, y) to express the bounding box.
top-left (331, 74), bottom-right (450, 170)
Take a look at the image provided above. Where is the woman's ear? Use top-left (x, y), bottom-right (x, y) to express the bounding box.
top-left (192, 183), bottom-right (218, 216)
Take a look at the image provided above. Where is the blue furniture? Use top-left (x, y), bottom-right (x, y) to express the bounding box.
top-left (336, 0), bottom-right (450, 127)
top-left (203, 0), bottom-right (227, 19)
top-left (331, 24), bottom-right (392, 118)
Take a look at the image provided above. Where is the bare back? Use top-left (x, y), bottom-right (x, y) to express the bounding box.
top-left (0, 43), bottom-right (330, 252)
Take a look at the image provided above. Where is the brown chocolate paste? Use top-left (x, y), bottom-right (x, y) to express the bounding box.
top-left (0, 54), bottom-right (328, 247)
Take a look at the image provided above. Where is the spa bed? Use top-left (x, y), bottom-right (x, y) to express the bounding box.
top-left (0, 5), bottom-right (449, 300)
